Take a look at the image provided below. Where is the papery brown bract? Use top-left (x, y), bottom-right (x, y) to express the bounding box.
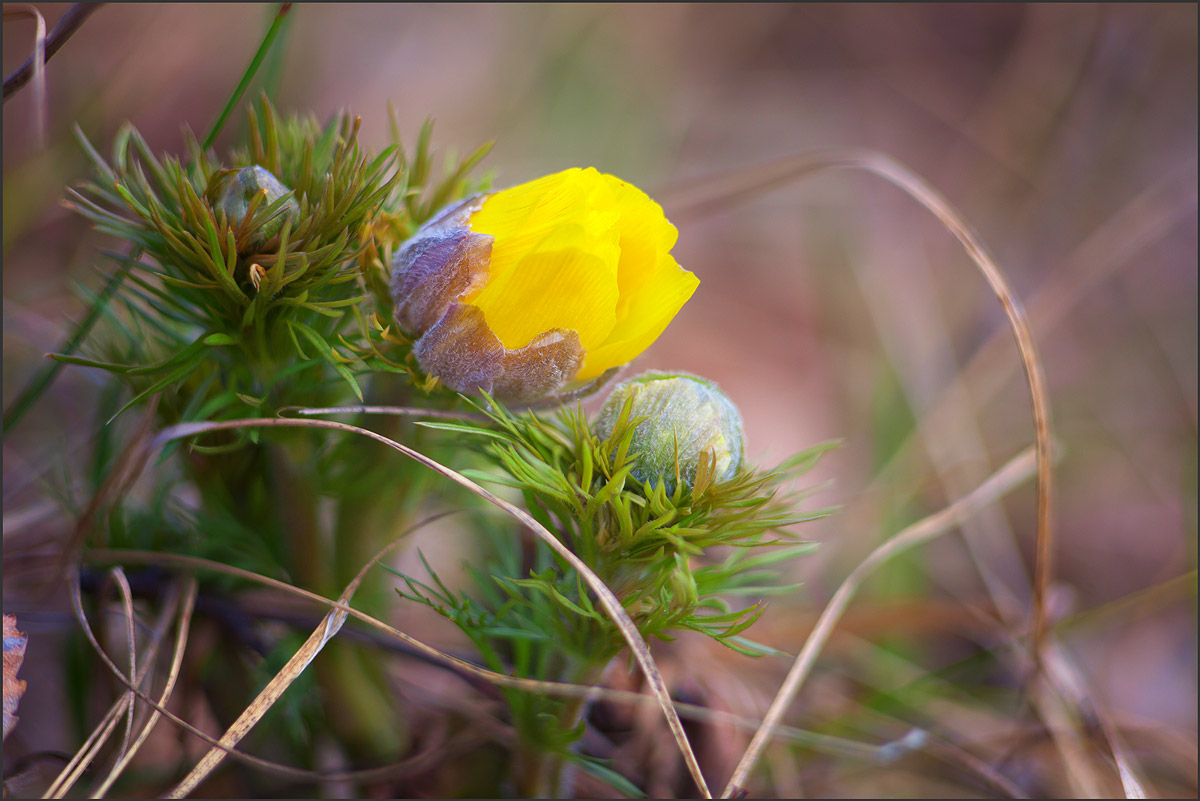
top-left (391, 196), bottom-right (586, 402)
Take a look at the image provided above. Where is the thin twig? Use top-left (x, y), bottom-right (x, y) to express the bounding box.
top-left (721, 445), bottom-right (1038, 797)
top-left (3, 3), bottom-right (101, 100)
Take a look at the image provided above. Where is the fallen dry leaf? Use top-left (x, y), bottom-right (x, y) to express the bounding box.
top-left (3, 614), bottom-right (28, 740)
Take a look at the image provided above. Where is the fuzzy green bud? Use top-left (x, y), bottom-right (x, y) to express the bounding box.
top-left (594, 371), bottom-right (744, 495)
top-left (210, 166), bottom-right (298, 246)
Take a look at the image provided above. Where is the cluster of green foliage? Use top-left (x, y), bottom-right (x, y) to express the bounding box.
top-left (57, 98), bottom-right (491, 432)
top-left (46, 91), bottom-right (834, 794)
top-left (47, 99), bottom-right (495, 766)
top-left (399, 395), bottom-right (836, 768)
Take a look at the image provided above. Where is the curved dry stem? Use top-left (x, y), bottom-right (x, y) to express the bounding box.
top-left (152, 415), bottom-right (712, 797)
top-left (1, 4), bottom-right (46, 145)
top-left (3, 3), bottom-right (101, 101)
top-left (281, 403), bottom-right (491, 422)
top-left (669, 149), bottom-right (1055, 657)
top-left (721, 445), bottom-right (1038, 797)
top-left (87, 548), bottom-right (541, 698)
top-left (166, 510), bottom-right (454, 798)
top-left (84, 546), bottom-right (1024, 795)
top-left (862, 161), bottom-right (1193, 616)
top-left (78, 549), bottom-right (874, 749)
top-left (104, 568), bottom-right (138, 764)
top-left (93, 578), bottom-right (197, 798)
top-left (48, 578), bottom-right (184, 799)
top-left (68, 564), bottom-right (410, 784)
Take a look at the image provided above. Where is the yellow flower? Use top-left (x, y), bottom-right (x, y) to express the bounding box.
top-left (391, 168), bottom-right (698, 402)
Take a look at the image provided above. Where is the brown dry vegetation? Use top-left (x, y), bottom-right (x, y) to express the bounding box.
top-left (3, 4), bottom-right (1196, 798)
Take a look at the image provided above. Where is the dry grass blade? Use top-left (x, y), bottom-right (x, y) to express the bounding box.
top-left (870, 161), bottom-right (1196, 515)
top-left (165, 595), bottom-right (342, 797)
top-left (82, 548), bottom-right (628, 783)
top-left (1, 4), bottom-right (46, 146)
top-left (154, 415), bottom-right (713, 798)
top-left (83, 546), bottom-right (1025, 793)
top-left (721, 445), bottom-right (1038, 797)
top-left (282, 404), bottom-right (490, 422)
top-left (83, 546), bottom-right (909, 763)
top-left (2, 3), bottom-right (101, 100)
top-left (104, 569), bottom-right (138, 764)
top-left (93, 578), bottom-right (198, 798)
top-left (70, 557), bottom-right (421, 783)
top-left (165, 512), bottom-right (452, 797)
top-left (45, 686), bottom-right (128, 797)
top-left (48, 576), bottom-right (184, 799)
top-left (665, 148), bottom-right (1055, 660)
top-left (1042, 643), bottom-right (1152, 798)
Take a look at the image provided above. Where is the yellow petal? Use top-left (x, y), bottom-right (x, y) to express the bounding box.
top-left (469, 224), bottom-right (620, 351)
top-left (470, 168), bottom-right (620, 283)
top-left (603, 175), bottom-right (680, 323)
top-left (576, 252), bottom-right (698, 380)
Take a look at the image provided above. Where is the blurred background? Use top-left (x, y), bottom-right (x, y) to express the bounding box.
top-left (4, 4), bottom-right (1196, 797)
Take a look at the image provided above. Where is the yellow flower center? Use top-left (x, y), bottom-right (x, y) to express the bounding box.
top-left (464, 168), bottom-right (698, 381)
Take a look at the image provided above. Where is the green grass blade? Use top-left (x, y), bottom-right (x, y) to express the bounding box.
top-left (202, 3), bottom-right (295, 151)
top-left (3, 249), bottom-right (141, 434)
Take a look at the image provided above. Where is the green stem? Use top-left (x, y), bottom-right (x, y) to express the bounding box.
top-left (275, 430), bottom-right (410, 764)
top-left (272, 436), bottom-right (327, 593)
top-left (528, 659), bottom-right (613, 799)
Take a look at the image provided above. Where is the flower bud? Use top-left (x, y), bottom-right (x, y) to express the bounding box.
top-left (391, 168), bottom-right (699, 403)
top-left (593, 371), bottom-right (744, 494)
top-left (210, 166), bottom-right (298, 246)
